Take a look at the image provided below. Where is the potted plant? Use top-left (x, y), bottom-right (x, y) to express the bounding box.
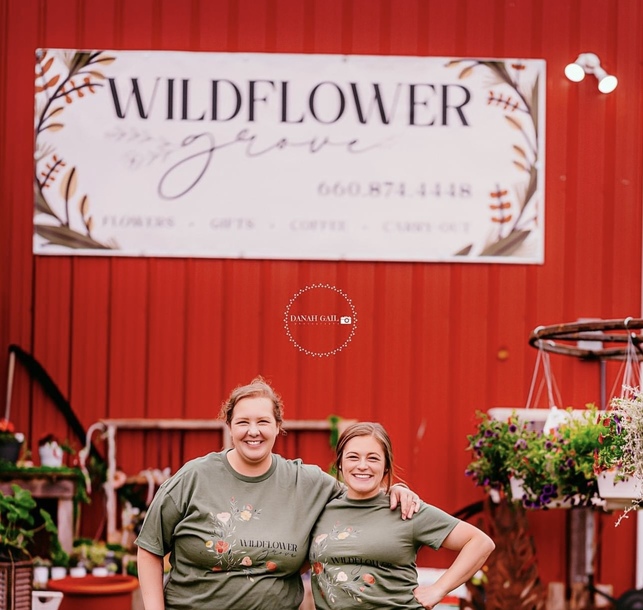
top-left (0, 419), bottom-right (25, 465)
top-left (596, 389), bottom-right (643, 517)
top-left (0, 483), bottom-right (62, 610)
top-left (465, 410), bottom-right (525, 501)
top-left (466, 406), bottom-right (606, 508)
top-left (37, 434), bottom-right (64, 468)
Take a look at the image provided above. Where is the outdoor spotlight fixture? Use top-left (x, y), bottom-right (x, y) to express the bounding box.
top-left (564, 53), bottom-right (618, 93)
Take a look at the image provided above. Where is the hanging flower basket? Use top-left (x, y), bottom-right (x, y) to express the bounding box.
top-left (596, 469), bottom-right (643, 511)
top-left (466, 406), bottom-right (606, 509)
top-left (509, 476), bottom-right (583, 509)
top-left (596, 387), bottom-right (643, 520)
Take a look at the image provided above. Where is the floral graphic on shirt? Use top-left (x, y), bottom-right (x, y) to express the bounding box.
top-left (204, 496), bottom-right (281, 581)
top-left (310, 523), bottom-right (373, 604)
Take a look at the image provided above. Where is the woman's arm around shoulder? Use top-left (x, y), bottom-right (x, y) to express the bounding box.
top-left (137, 546), bottom-right (167, 610)
top-left (413, 521), bottom-right (495, 609)
top-left (388, 483), bottom-right (422, 520)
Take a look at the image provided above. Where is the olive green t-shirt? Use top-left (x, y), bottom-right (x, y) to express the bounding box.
top-left (309, 492), bottom-right (459, 609)
top-left (135, 450), bottom-right (341, 610)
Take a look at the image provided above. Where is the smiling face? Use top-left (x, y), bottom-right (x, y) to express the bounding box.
top-left (340, 435), bottom-right (388, 500)
top-left (227, 396), bottom-right (280, 476)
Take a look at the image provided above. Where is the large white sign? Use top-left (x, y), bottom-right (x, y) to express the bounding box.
top-left (34, 50), bottom-right (545, 263)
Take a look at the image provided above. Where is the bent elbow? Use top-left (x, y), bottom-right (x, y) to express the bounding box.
top-left (482, 535), bottom-right (496, 558)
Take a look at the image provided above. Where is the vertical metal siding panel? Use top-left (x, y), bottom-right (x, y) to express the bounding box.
top-left (410, 266), bottom-right (455, 512)
top-left (506, 0), bottom-right (569, 587)
top-left (289, 261), bottom-right (339, 420)
top-left (387, 0), bottom-right (419, 56)
top-left (236, 0), bottom-right (268, 51)
top-left (183, 260), bottom-right (226, 418)
top-left (69, 260), bottom-right (111, 438)
top-left (274, 0), bottom-right (306, 52)
top-left (488, 269), bottom-right (530, 407)
top-left (504, 0), bottom-right (536, 56)
top-left (485, 0), bottom-right (537, 409)
top-left (68, 258), bottom-right (112, 539)
top-left (221, 260), bottom-right (265, 387)
top-left (449, 266), bottom-right (491, 510)
top-left (183, 260), bottom-right (226, 458)
top-left (599, 507), bottom-right (638, 596)
top-left (419, 0), bottom-right (464, 56)
top-left (532, 0), bottom-right (573, 426)
top-left (571, 4), bottom-right (611, 319)
top-left (596, 0), bottom-right (642, 593)
top-left (79, 0), bottom-right (117, 47)
top-left (32, 258), bottom-right (73, 449)
top-left (1, 0), bottom-right (40, 437)
top-left (311, 0), bottom-right (343, 54)
top-left (111, 0), bottom-right (157, 480)
top-left (332, 262), bottom-right (364, 418)
top-left (118, 0), bottom-right (155, 49)
top-left (258, 262), bottom-right (302, 417)
top-left (372, 265), bottom-right (415, 469)
top-left (349, 0), bottom-right (380, 54)
top-left (108, 261), bottom-right (149, 415)
top-left (335, 263), bottom-right (377, 421)
top-left (41, 0), bottom-right (80, 46)
top-left (146, 260), bottom-right (187, 418)
top-left (194, 0), bottom-right (232, 51)
top-left (158, 0), bottom-right (192, 49)
top-left (0, 0), bottom-right (11, 410)
top-left (609, 0), bottom-right (643, 315)
top-left (30, 0), bottom-right (83, 449)
top-left (464, 0), bottom-right (499, 57)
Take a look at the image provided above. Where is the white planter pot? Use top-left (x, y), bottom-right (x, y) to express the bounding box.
top-left (49, 566), bottom-right (67, 581)
top-left (597, 470), bottom-right (643, 511)
top-left (39, 442), bottom-right (63, 467)
top-left (510, 476), bottom-right (578, 509)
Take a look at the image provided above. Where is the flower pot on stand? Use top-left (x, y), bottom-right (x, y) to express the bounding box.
top-left (0, 437), bottom-right (22, 464)
top-left (509, 476), bottom-right (584, 509)
top-left (38, 442), bottom-right (63, 468)
top-left (597, 470), bottom-right (643, 511)
top-left (47, 575), bottom-right (139, 610)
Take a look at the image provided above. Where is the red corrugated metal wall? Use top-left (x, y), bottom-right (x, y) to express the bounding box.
top-left (1, 0), bottom-right (642, 596)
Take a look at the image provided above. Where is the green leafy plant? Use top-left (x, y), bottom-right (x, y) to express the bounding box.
top-left (465, 410), bottom-right (528, 497)
top-left (467, 406), bottom-right (611, 509)
top-left (0, 419), bottom-right (25, 460)
top-left (590, 410), bottom-right (626, 474)
top-left (71, 538), bottom-right (125, 571)
top-left (607, 389), bottom-right (643, 480)
top-left (598, 389), bottom-right (643, 522)
top-left (0, 484), bottom-right (63, 562)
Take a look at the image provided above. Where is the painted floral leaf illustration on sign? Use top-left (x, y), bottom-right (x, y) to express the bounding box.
top-left (447, 60), bottom-right (541, 258)
top-left (34, 49), bottom-right (118, 250)
top-left (33, 50), bottom-right (545, 263)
